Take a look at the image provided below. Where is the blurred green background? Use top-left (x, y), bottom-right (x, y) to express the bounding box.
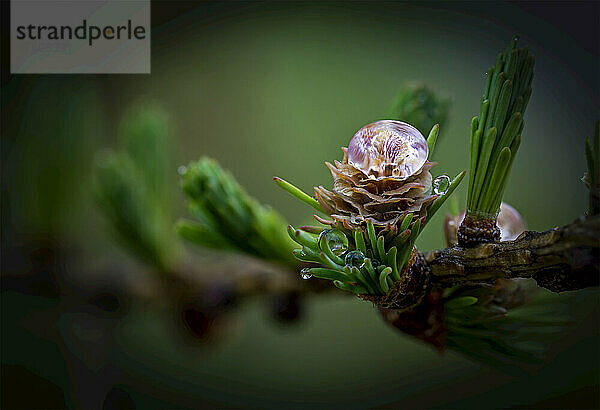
top-left (2, 2), bottom-right (599, 408)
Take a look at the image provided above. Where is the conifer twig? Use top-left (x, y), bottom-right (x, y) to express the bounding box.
top-left (425, 215), bottom-right (599, 292)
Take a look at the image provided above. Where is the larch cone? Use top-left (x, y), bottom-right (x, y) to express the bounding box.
top-left (314, 120), bottom-right (438, 235)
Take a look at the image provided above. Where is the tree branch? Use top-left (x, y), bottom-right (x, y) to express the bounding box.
top-left (424, 215), bottom-right (600, 292)
top-left (142, 215), bottom-right (598, 321)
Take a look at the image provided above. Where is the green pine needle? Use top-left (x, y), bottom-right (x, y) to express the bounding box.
top-left (355, 229), bottom-right (367, 254)
top-left (273, 176), bottom-right (326, 214)
top-left (482, 147), bottom-right (512, 214)
top-left (426, 124), bottom-right (440, 159)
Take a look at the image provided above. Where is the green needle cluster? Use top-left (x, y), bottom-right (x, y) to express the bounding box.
top-left (289, 219), bottom-right (417, 295)
top-left (94, 102), bottom-right (176, 273)
top-left (467, 38), bottom-right (534, 215)
top-left (95, 153), bottom-right (174, 272)
top-left (178, 158), bottom-right (296, 266)
top-left (388, 83), bottom-right (451, 143)
top-left (444, 281), bottom-right (571, 370)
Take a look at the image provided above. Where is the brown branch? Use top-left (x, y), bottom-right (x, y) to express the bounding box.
top-left (424, 215), bottom-right (600, 292)
top-left (163, 216), bottom-right (599, 305)
top-left (130, 215), bottom-right (598, 328)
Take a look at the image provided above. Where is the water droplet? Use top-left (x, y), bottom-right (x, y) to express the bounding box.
top-left (177, 165), bottom-right (187, 175)
top-left (300, 268), bottom-right (312, 280)
top-left (318, 229), bottom-right (349, 256)
top-left (433, 175), bottom-right (451, 195)
top-left (347, 120), bottom-right (428, 180)
top-left (344, 250), bottom-right (364, 267)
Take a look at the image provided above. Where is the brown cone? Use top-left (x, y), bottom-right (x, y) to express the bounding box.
top-left (314, 147), bottom-right (438, 235)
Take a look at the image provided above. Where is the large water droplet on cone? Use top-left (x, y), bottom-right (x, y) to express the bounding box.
top-left (347, 120), bottom-right (428, 180)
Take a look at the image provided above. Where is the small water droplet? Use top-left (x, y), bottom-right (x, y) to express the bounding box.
top-left (433, 175), bottom-right (451, 195)
top-left (318, 229), bottom-right (349, 256)
top-left (300, 268), bottom-right (312, 280)
top-left (177, 165), bottom-right (187, 175)
top-left (344, 250), bottom-right (364, 267)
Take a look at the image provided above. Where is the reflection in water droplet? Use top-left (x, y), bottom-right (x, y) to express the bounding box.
top-left (300, 268), bottom-right (312, 280)
top-left (347, 120), bottom-right (428, 179)
top-left (344, 250), bottom-right (364, 267)
top-left (318, 229), bottom-right (349, 256)
top-left (433, 175), bottom-right (451, 195)
top-left (177, 165), bottom-right (187, 175)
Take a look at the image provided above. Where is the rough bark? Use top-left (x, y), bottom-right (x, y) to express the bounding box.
top-left (424, 215), bottom-right (600, 292)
